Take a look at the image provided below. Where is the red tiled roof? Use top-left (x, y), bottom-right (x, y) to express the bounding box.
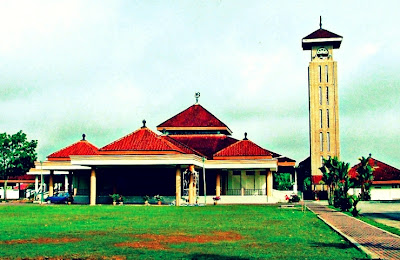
top-left (100, 127), bottom-right (189, 154)
top-left (213, 139), bottom-right (276, 159)
top-left (303, 28), bottom-right (342, 40)
top-left (157, 104), bottom-right (232, 134)
top-left (349, 158), bottom-right (400, 181)
top-left (168, 134), bottom-right (238, 159)
top-left (47, 138), bottom-right (99, 161)
top-left (161, 135), bottom-right (205, 157)
top-left (312, 175), bottom-right (323, 184)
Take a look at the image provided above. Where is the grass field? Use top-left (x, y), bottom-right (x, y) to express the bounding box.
top-left (0, 204), bottom-right (367, 259)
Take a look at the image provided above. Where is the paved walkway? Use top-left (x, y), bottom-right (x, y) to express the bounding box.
top-left (307, 203), bottom-right (400, 260)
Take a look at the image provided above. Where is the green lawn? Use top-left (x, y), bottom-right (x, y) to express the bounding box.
top-left (0, 204), bottom-right (367, 259)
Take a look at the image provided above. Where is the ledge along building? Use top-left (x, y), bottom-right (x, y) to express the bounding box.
top-left (302, 18), bottom-right (343, 190)
top-left (30, 97), bottom-right (296, 205)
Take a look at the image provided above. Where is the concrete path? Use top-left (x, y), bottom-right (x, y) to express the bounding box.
top-left (307, 202), bottom-right (400, 260)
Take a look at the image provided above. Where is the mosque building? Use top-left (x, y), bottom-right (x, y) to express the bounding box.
top-left (31, 95), bottom-right (295, 205)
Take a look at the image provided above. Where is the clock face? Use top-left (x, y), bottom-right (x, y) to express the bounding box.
top-left (316, 47), bottom-right (329, 59)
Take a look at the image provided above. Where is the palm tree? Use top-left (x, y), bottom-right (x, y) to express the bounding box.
top-left (320, 157), bottom-right (350, 207)
top-left (320, 157), bottom-right (339, 205)
top-left (356, 154), bottom-right (374, 200)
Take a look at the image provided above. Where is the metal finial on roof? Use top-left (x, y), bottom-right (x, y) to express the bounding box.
top-left (82, 134), bottom-right (86, 141)
top-left (369, 153), bottom-right (372, 157)
top-left (319, 16), bottom-right (322, 29)
top-left (142, 119), bottom-right (146, 128)
top-left (195, 92), bottom-right (200, 104)
top-left (244, 132), bottom-right (248, 140)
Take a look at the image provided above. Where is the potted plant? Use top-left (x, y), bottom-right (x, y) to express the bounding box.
top-left (154, 194), bottom-right (163, 205)
top-left (110, 194), bottom-right (120, 205)
top-left (67, 193), bottom-right (74, 205)
top-left (119, 195), bottom-right (125, 205)
top-left (143, 195), bottom-right (150, 206)
top-left (212, 196), bottom-right (221, 205)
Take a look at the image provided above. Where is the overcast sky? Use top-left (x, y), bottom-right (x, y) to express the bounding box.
top-left (1, 1), bottom-right (399, 169)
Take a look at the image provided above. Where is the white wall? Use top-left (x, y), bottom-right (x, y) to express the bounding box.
top-left (349, 186), bottom-right (400, 201)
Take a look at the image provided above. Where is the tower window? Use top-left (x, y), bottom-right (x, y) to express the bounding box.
top-left (327, 109), bottom-right (330, 128)
top-left (326, 86), bottom-right (329, 105)
top-left (327, 132), bottom-right (330, 152)
top-left (320, 132), bottom-right (323, 151)
top-left (325, 65), bottom-right (328, 82)
top-left (319, 86), bottom-right (322, 105)
top-left (320, 109), bottom-right (323, 128)
top-left (319, 66), bottom-right (322, 83)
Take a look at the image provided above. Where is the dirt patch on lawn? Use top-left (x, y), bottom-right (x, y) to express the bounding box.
top-left (1, 237), bottom-right (81, 245)
top-left (115, 231), bottom-right (243, 250)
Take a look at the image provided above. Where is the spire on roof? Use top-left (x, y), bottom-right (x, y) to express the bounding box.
top-left (243, 132), bottom-right (248, 140)
top-left (319, 16), bottom-right (322, 29)
top-left (82, 134), bottom-right (86, 141)
top-left (195, 92), bottom-right (200, 104)
top-left (142, 119), bottom-right (147, 128)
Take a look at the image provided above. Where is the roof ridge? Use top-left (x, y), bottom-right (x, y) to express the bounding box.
top-left (100, 128), bottom-right (143, 150)
top-left (155, 133), bottom-right (187, 153)
top-left (163, 135), bottom-right (206, 157)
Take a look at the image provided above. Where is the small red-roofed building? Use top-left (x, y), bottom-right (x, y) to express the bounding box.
top-left (28, 134), bottom-right (99, 202)
top-left (349, 157), bottom-right (400, 200)
top-left (32, 98), bottom-right (296, 205)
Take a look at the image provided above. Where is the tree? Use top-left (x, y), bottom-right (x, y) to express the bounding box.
top-left (356, 154), bottom-right (374, 201)
top-left (273, 173), bottom-right (293, 190)
top-left (320, 157), bottom-right (351, 209)
top-left (0, 131), bottom-right (37, 200)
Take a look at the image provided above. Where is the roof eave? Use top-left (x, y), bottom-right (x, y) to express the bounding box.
top-left (302, 37), bottom-right (343, 50)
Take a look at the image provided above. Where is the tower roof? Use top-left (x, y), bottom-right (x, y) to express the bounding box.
top-left (302, 28), bottom-right (343, 50)
top-left (47, 135), bottom-right (99, 161)
top-left (157, 104), bottom-right (232, 135)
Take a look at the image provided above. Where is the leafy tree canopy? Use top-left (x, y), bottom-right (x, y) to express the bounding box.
top-left (0, 131), bottom-right (38, 179)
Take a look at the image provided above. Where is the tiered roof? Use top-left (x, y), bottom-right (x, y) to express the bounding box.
top-left (47, 135), bottom-right (99, 161)
top-left (100, 125), bottom-right (191, 155)
top-left (46, 102), bottom-right (295, 165)
top-left (168, 134), bottom-right (238, 159)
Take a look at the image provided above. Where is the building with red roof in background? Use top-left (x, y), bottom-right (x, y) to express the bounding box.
top-left (348, 156), bottom-right (400, 200)
top-left (30, 96), bottom-right (296, 205)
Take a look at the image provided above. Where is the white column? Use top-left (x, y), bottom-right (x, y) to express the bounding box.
top-left (35, 176), bottom-right (39, 193)
top-left (216, 173), bottom-right (221, 197)
top-left (175, 166), bottom-right (181, 206)
top-left (188, 173), bottom-right (194, 204)
top-left (293, 170), bottom-right (298, 193)
top-left (90, 168), bottom-right (96, 205)
top-left (64, 175), bottom-right (69, 192)
top-left (49, 170), bottom-right (54, 197)
top-left (267, 170), bottom-right (273, 197)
